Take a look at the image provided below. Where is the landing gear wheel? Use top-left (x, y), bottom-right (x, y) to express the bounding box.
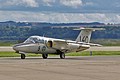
top-left (21, 54), bottom-right (26, 59)
top-left (42, 54), bottom-right (48, 59)
top-left (60, 52), bottom-right (65, 59)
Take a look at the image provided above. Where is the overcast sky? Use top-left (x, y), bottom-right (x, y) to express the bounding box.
top-left (0, 0), bottom-right (120, 23)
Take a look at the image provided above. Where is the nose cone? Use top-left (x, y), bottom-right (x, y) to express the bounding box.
top-left (13, 44), bottom-right (27, 52)
top-left (13, 43), bottom-right (39, 53)
top-left (13, 44), bottom-right (21, 51)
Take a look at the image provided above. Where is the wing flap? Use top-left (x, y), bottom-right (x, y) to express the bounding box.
top-left (52, 40), bottom-right (68, 50)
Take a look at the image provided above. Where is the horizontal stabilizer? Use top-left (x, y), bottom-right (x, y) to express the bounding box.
top-left (73, 27), bottom-right (105, 31)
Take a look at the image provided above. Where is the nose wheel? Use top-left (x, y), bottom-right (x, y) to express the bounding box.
top-left (21, 54), bottom-right (26, 59)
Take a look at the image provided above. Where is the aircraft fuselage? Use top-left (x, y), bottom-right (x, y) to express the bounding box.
top-left (13, 36), bottom-right (90, 54)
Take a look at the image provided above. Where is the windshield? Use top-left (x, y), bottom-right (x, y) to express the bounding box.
top-left (24, 37), bottom-right (39, 43)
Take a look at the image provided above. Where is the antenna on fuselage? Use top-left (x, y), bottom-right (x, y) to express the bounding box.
top-left (43, 34), bottom-right (45, 37)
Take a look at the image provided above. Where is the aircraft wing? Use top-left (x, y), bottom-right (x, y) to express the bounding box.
top-left (49, 38), bottom-right (101, 53)
top-left (52, 39), bottom-right (68, 50)
top-left (85, 43), bottom-right (102, 47)
top-left (66, 40), bottom-right (102, 47)
top-left (52, 39), bottom-right (102, 47)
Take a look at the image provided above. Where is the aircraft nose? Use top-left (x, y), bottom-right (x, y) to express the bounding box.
top-left (13, 43), bottom-right (39, 53)
top-left (13, 43), bottom-right (36, 52)
top-left (13, 44), bottom-right (20, 51)
top-left (13, 43), bottom-right (27, 52)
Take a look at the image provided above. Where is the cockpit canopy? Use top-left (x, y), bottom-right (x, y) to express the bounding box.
top-left (24, 36), bottom-right (47, 44)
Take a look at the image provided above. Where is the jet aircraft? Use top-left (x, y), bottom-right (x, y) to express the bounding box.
top-left (13, 28), bottom-right (103, 59)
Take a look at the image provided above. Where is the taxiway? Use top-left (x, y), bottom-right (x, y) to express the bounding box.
top-left (0, 56), bottom-right (120, 80)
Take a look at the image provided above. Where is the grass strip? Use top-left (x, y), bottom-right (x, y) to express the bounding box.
top-left (0, 52), bottom-right (41, 57)
top-left (0, 51), bottom-right (120, 57)
top-left (66, 51), bottom-right (120, 56)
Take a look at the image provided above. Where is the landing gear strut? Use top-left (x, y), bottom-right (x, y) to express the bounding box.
top-left (42, 54), bottom-right (48, 59)
top-left (21, 54), bottom-right (26, 59)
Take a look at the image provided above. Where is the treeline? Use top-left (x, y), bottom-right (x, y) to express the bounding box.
top-left (0, 25), bottom-right (120, 41)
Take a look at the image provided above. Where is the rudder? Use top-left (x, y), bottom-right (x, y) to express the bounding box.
top-left (75, 28), bottom-right (104, 43)
top-left (76, 29), bottom-right (92, 43)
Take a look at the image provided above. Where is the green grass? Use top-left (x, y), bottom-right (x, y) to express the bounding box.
top-left (0, 52), bottom-right (41, 57)
top-left (0, 42), bottom-right (14, 46)
top-left (0, 40), bottom-right (17, 46)
top-left (66, 51), bottom-right (120, 56)
top-left (0, 51), bottom-right (120, 57)
top-left (91, 39), bottom-right (120, 46)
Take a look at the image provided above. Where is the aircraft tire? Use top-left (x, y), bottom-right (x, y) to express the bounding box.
top-left (60, 52), bottom-right (65, 59)
top-left (42, 54), bottom-right (48, 59)
top-left (21, 54), bottom-right (25, 59)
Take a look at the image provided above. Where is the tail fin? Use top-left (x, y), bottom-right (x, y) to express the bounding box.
top-left (74, 28), bottom-right (104, 43)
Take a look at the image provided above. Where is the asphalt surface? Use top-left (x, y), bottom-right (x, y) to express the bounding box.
top-left (0, 47), bottom-right (14, 52)
top-left (0, 56), bottom-right (120, 80)
top-left (86, 46), bottom-right (120, 51)
top-left (0, 46), bottom-right (120, 52)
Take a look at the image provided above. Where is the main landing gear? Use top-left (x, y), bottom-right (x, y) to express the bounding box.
top-left (20, 52), bottom-right (65, 59)
top-left (42, 52), bottom-right (65, 59)
top-left (57, 50), bottom-right (65, 59)
top-left (21, 54), bottom-right (26, 59)
top-left (20, 53), bottom-right (48, 59)
top-left (42, 54), bottom-right (48, 59)
top-left (60, 52), bottom-right (65, 59)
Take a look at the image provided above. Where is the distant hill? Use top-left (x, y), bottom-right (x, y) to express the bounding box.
top-left (0, 21), bottom-right (105, 27)
top-left (0, 21), bottom-right (120, 41)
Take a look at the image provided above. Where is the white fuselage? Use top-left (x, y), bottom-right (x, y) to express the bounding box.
top-left (13, 36), bottom-right (90, 54)
top-left (13, 28), bottom-right (103, 59)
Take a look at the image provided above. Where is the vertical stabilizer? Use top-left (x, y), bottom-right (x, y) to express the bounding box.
top-left (75, 28), bottom-right (104, 43)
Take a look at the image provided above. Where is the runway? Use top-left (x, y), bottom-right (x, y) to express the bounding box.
top-left (0, 46), bottom-right (120, 51)
top-left (0, 56), bottom-right (120, 80)
top-left (0, 46), bottom-right (14, 52)
top-left (86, 46), bottom-right (120, 51)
